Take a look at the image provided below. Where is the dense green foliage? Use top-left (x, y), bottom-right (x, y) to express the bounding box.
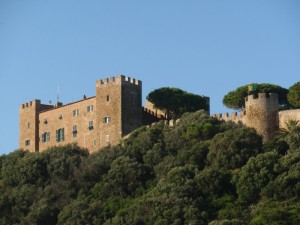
top-left (1, 111), bottom-right (300, 224)
top-left (288, 81), bottom-right (300, 108)
top-left (146, 87), bottom-right (209, 119)
top-left (222, 83), bottom-right (288, 110)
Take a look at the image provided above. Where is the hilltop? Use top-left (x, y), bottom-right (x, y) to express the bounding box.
top-left (1, 110), bottom-right (300, 224)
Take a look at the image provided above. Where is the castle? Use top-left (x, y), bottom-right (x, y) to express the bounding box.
top-left (19, 75), bottom-right (299, 153)
top-left (19, 75), bottom-right (165, 153)
top-left (212, 92), bottom-right (300, 142)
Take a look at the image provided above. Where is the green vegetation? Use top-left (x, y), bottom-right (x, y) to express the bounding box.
top-left (222, 83), bottom-right (288, 110)
top-left (146, 87), bottom-right (209, 119)
top-left (288, 82), bottom-right (300, 109)
top-left (1, 110), bottom-right (300, 224)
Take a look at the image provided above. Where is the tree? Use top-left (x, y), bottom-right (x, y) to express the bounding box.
top-left (234, 152), bottom-right (280, 204)
top-left (146, 87), bottom-right (209, 120)
top-left (275, 120), bottom-right (300, 152)
top-left (207, 127), bottom-right (263, 170)
top-left (222, 83), bottom-right (288, 110)
top-left (287, 81), bottom-right (300, 108)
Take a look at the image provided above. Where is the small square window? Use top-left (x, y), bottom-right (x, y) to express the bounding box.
top-left (87, 105), bottom-right (94, 112)
top-left (103, 117), bottom-right (110, 124)
top-left (58, 114), bottom-right (63, 120)
top-left (73, 110), bottom-right (79, 116)
top-left (43, 119), bottom-right (48, 124)
top-left (25, 140), bottom-right (30, 146)
top-left (42, 132), bottom-right (50, 142)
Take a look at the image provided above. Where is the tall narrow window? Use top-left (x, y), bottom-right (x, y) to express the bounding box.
top-left (27, 122), bottom-right (30, 129)
top-left (42, 132), bottom-right (50, 142)
top-left (56, 128), bottom-right (65, 142)
top-left (88, 121), bottom-right (94, 130)
top-left (46, 132), bottom-right (50, 141)
top-left (106, 95), bottom-right (110, 102)
top-left (72, 125), bottom-right (77, 138)
top-left (105, 135), bottom-right (110, 142)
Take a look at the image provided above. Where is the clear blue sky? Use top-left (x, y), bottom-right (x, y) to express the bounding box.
top-left (0, 0), bottom-right (300, 155)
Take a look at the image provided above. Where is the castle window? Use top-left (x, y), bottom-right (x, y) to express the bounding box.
top-left (42, 132), bottom-right (50, 142)
top-left (27, 122), bottom-right (30, 129)
top-left (73, 110), bottom-right (79, 117)
top-left (106, 95), bottom-right (110, 102)
top-left (56, 128), bottom-right (65, 142)
top-left (43, 119), bottom-right (48, 124)
top-left (103, 116), bottom-right (110, 124)
top-left (87, 105), bottom-right (94, 112)
top-left (105, 135), bottom-right (110, 142)
top-left (93, 140), bottom-right (96, 146)
top-left (72, 125), bottom-right (77, 138)
top-left (88, 121), bottom-right (94, 130)
top-left (58, 114), bottom-right (63, 120)
top-left (25, 140), bottom-right (30, 146)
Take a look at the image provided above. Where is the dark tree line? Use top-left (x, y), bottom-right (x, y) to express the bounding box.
top-left (1, 110), bottom-right (300, 224)
top-left (222, 81), bottom-right (300, 110)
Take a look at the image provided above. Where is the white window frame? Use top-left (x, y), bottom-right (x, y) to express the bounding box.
top-left (103, 116), bottom-right (110, 124)
top-left (72, 110), bottom-right (79, 117)
top-left (87, 105), bottom-right (94, 112)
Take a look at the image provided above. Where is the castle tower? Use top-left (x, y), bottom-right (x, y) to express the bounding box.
top-left (244, 93), bottom-right (279, 142)
top-left (95, 75), bottom-right (142, 148)
top-left (19, 100), bottom-right (53, 152)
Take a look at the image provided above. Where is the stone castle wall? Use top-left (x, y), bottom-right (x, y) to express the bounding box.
top-left (213, 93), bottom-right (300, 142)
top-left (19, 75), bottom-right (157, 153)
top-left (38, 97), bottom-right (97, 152)
top-left (278, 109), bottom-right (300, 129)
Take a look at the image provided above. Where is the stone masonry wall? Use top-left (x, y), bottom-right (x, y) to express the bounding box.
top-left (39, 97), bottom-right (97, 152)
top-left (278, 109), bottom-right (300, 129)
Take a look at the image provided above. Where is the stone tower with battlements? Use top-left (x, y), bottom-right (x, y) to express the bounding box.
top-left (95, 75), bottom-right (142, 147)
top-left (19, 100), bottom-right (54, 152)
top-left (213, 92), bottom-right (280, 142)
top-left (244, 93), bottom-right (279, 142)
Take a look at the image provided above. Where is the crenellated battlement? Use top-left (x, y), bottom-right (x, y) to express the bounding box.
top-left (212, 111), bottom-right (245, 122)
top-left (96, 75), bottom-right (141, 87)
top-left (20, 99), bottom-right (41, 109)
top-left (142, 107), bottom-right (164, 119)
top-left (245, 93), bottom-right (278, 102)
top-left (213, 92), bottom-right (280, 142)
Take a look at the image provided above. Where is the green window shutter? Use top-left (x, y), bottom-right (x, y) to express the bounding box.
top-left (42, 134), bottom-right (45, 142)
top-left (47, 132), bottom-right (50, 141)
top-left (56, 130), bottom-right (59, 142)
top-left (61, 128), bottom-right (64, 141)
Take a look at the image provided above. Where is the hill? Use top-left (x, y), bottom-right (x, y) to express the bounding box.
top-left (0, 110), bottom-right (300, 224)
